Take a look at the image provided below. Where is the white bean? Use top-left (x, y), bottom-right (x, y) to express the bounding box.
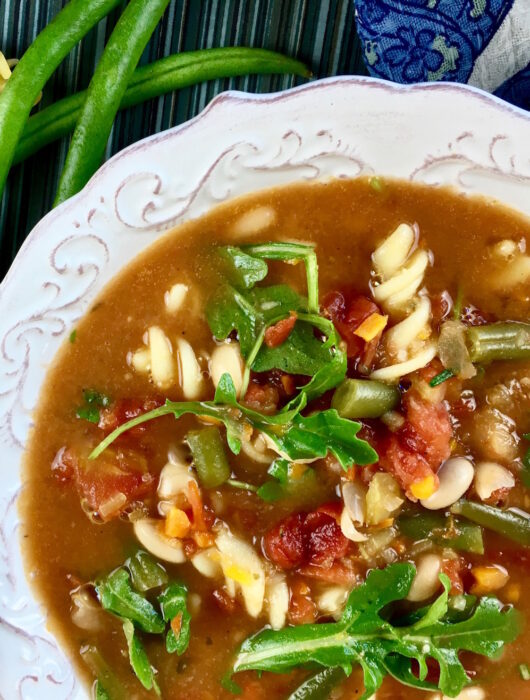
top-left (267, 575), bottom-right (289, 630)
top-left (407, 553), bottom-right (442, 602)
top-left (148, 326), bottom-right (174, 388)
top-left (176, 337), bottom-right (203, 399)
top-left (232, 205), bottom-right (277, 237)
top-left (209, 342), bottom-right (244, 397)
top-left (133, 519), bottom-right (186, 564)
top-left (164, 283), bottom-right (188, 313)
top-left (421, 457), bottom-right (474, 510)
top-left (474, 461), bottom-right (515, 501)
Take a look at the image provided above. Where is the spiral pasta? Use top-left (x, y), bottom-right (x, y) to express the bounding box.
top-left (370, 223), bottom-right (436, 382)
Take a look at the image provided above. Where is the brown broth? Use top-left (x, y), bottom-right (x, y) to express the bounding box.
top-left (21, 178), bottom-right (530, 699)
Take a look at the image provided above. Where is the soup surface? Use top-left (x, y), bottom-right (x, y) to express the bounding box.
top-left (21, 178), bottom-right (530, 700)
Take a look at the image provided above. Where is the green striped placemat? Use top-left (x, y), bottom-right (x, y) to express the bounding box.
top-left (0, 0), bottom-right (366, 276)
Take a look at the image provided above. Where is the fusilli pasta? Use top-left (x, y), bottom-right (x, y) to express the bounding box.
top-left (370, 223), bottom-right (436, 382)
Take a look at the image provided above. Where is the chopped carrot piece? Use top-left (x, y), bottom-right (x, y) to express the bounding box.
top-left (165, 507), bottom-right (191, 538)
top-left (193, 530), bottom-right (215, 548)
top-left (290, 463), bottom-right (307, 480)
top-left (170, 612), bottom-right (183, 638)
top-left (410, 474), bottom-right (437, 500)
top-left (187, 480), bottom-right (208, 532)
top-left (470, 564), bottom-right (509, 595)
top-left (353, 312), bottom-right (388, 342)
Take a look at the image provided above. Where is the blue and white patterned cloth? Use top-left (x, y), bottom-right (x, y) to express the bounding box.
top-left (355, 0), bottom-right (530, 109)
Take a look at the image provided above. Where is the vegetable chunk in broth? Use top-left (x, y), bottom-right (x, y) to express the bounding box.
top-left (21, 178), bottom-right (530, 700)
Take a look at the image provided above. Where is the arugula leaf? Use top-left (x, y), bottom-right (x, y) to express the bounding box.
top-left (288, 667), bottom-right (345, 700)
top-left (207, 283), bottom-right (302, 356)
top-left (94, 680), bottom-right (110, 700)
top-left (158, 583), bottom-right (191, 655)
top-left (126, 551), bottom-right (168, 592)
top-left (122, 619), bottom-right (160, 695)
top-left (522, 434), bottom-right (530, 488)
top-left (91, 374), bottom-right (376, 470)
top-left (217, 246), bottom-right (268, 289)
top-left (76, 389), bottom-right (110, 424)
top-left (96, 568), bottom-right (165, 634)
top-left (241, 242), bottom-right (319, 313)
top-left (229, 562), bottom-right (521, 700)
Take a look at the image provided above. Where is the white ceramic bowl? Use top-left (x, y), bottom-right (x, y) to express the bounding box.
top-left (1, 76), bottom-right (529, 699)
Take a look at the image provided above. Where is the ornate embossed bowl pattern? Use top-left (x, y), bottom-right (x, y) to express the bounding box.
top-left (1, 77), bottom-right (529, 699)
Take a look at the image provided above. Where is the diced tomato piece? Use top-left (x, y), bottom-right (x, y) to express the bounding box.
top-left (441, 557), bottom-right (466, 594)
top-left (298, 561), bottom-right (358, 585)
top-left (403, 390), bottom-right (452, 468)
top-left (264, 311), bottom-right (297, 348)
top-left (263, 504), bottom-right (349, 570)
top-left (212, 588), bottom-right (237, 614)
top-left (51, 446), bottom-right (76, 483)
top-left (322, 291), bottom-right (383, 371)
top-left (379, 435), bottom-right (435, 496)
top-left (378, 389), bottom-right (452, 498)
top-left (243, 382), bottom-right (280, 414)
top-left (263, 513), bottom-right (306, 569)
top-left (288, 579), bottom-right (318, 624)
top-left (98, 397), bottom-right (164, 436)
top-left (303, 510), bottom-right (349, 567)
top-left (72, 447), bottom-right (155, 521)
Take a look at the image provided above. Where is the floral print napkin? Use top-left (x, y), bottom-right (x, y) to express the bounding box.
top-left (355, 0), bottom-right (530, 109)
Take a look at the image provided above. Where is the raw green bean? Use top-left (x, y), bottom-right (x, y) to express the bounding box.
top-left (451, 500), bottom-right (530, 546)
top-left (466, 322), bottom-right (530, 363)
top-left (14, 48), bottom-right (310, 165)
top-left (288, 667), bottom-right (345, 700)
top-left (0, 0), bottom-right (121, 198)
top-left (397, 511), bottom-right (484, 554)
top-left (187, 427), bottom-right (231, 488)
top-left (126, 551), bottom-right (168, 592)
top-left (331, 378), bottom-right (400, 419)
top-left (54, 0), bottom-right (171, 205)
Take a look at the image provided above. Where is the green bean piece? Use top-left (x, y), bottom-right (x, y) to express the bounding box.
top-left (331, 378), bottom-right (400, 419)
top-left (54, 0), bottom-right (171, 205)
top-left (451, 500), bottom-right (530, 546)
top-left (0, 0), bottom-right (121, 198)
top-left (466, 322), bottom-right (530, 363)
top-left (397, 511), bottom-right (484, 554)
top-left (288, 667), bottom-right (345, 700)
top-left (126, 551), bottom-right (168, 592)
top-left (187, 426), bottom-right (231, 488)
top-left (14, 48), bottom-right (310, 165)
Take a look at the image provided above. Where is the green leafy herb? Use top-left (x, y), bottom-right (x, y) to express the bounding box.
top-left (69, 329), bottom-right (77, 343)
top-left (122, 619), bottom-right (160, 694)
top-left (520, 663), bottom-right (530, 681)
top-left (241, 241), bottom-right (319, 313)
top-left (256, 458), bottom-right (290, 502)
top-left (94, 680), bottom-right (110, 700)
top-left (288, 667), bottom-right (345, 699)
top-left (76, 389), bottom-right (110, 424)
top-left (521, 434), bottom-right (530, 489)
top-left (229, 562), bottom-right (521, 700)
top-left (96, 568), bottom-right (165, 633)
top-left (158, 583), bottom-right (191, 655)
top-left (90, 374), bottom-right (377, 469)
top-left (126, 551), bottom-right (168, 592)
top-left (217, 246), bottom-right (269, 289)
top-left (207, 243), bottom-right (344, 398)
top-left (429, 368), bottom-right (455, 387)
